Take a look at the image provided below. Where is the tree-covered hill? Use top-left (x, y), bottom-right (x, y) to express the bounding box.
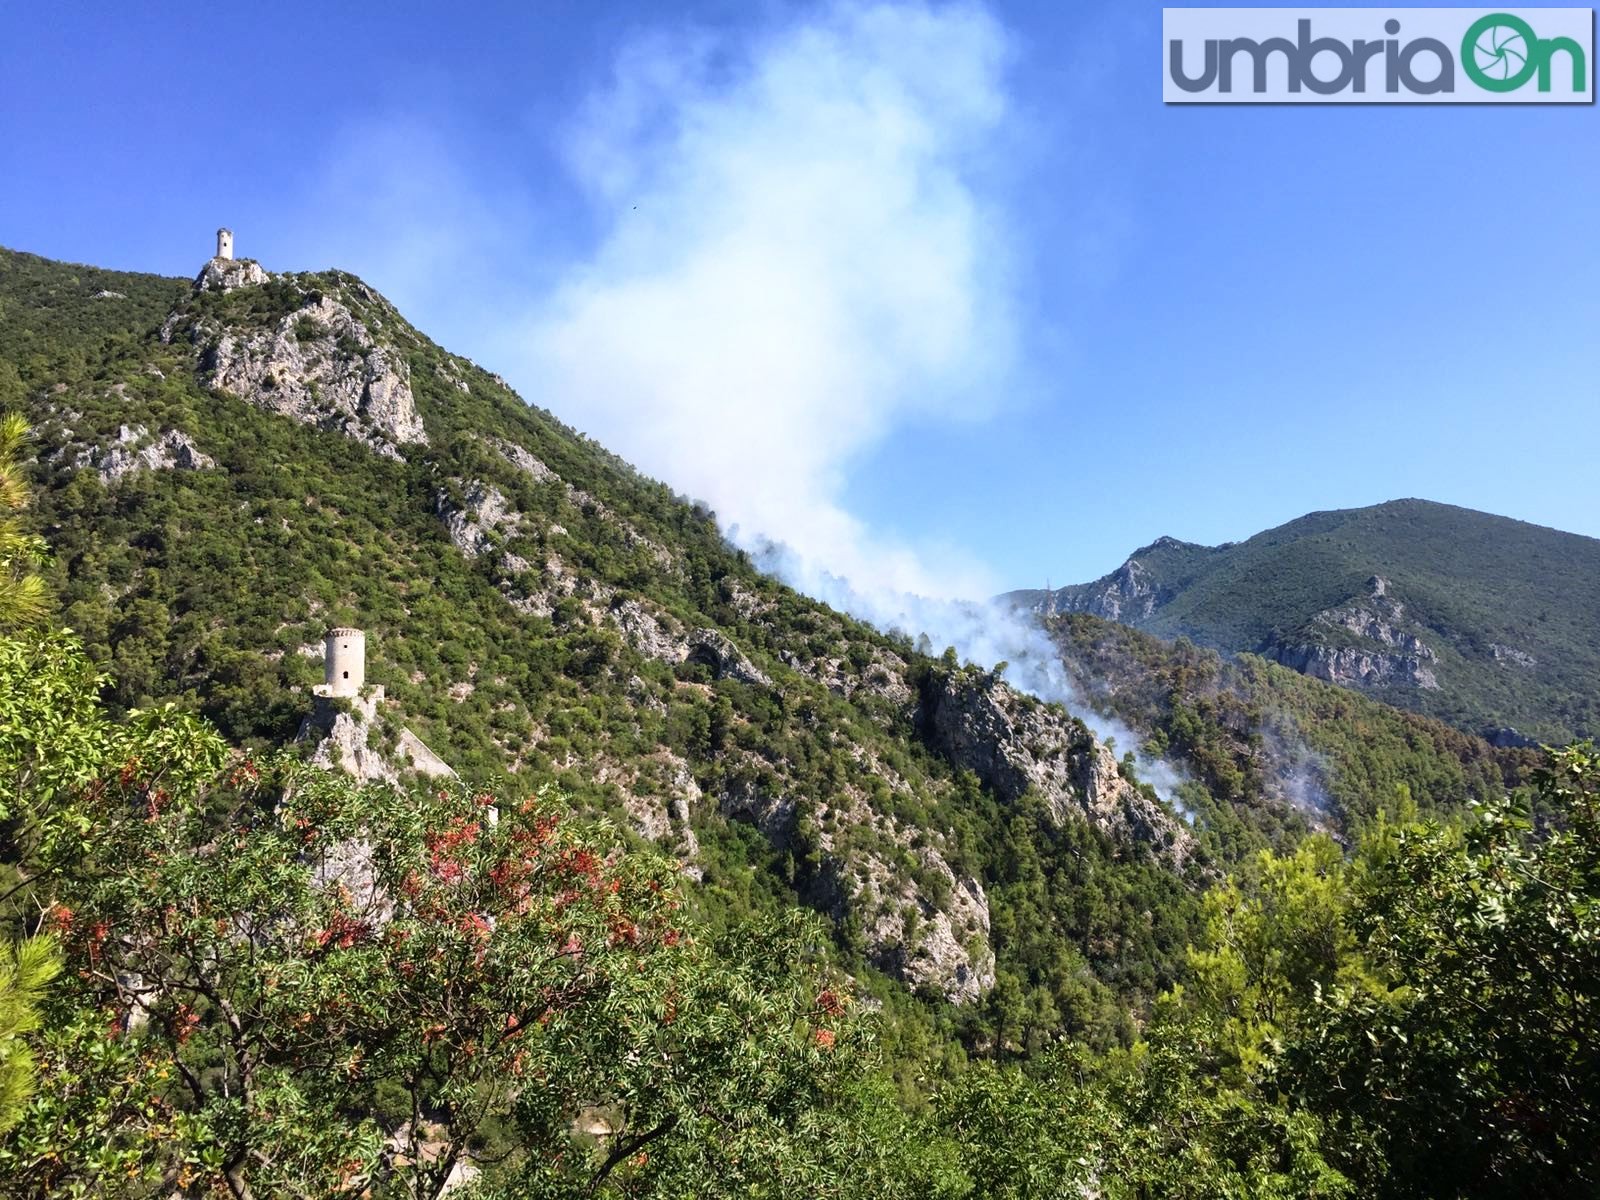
top-left (1041, 610), bottom-right (1541, 861)
top-left (2, 243), bottom-right (1209, 1052)
top-left (6, 243), bottom-right (1599, 1197)
top-left (6, 243), bottom-right (1562, 1053)
top-left (1006, 500), bottom-right (1600, 744)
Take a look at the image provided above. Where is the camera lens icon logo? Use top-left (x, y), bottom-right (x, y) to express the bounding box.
top-left (1464, 12), bottom-right (1540, 91)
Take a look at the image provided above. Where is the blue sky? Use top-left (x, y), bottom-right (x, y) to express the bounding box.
top-left (3, 1), bottom-right (1597, 600)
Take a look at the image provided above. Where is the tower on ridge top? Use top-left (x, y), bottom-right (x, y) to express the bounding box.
top-left (216, 227), bottom-right (234, 261)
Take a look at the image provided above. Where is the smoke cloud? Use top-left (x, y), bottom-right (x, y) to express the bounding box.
top-left (290, 3), bottom-right (1189, 803)
top-left (506, 3), bottom-right (1196, 801)
top-left (515, 1), bottom-right (1015, 602)
top-left (751, 535), bottom-right (1190, 803)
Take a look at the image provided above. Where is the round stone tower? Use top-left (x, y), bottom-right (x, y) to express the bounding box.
top-left (216, 227), bottom-right (234, 261)
top-left (324, 627), bottom-right (365, 697)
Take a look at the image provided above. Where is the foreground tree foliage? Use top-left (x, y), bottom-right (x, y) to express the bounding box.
top-left (0, 411), bottom-right (49, 632)
top-left (901, 744), bottom-right (1600, 1200)
top-left (2, 614), bottom-right (1597, 1197)
top-left (1090, 742), bottom-right (1600, 1198)
top-left (0, 629), bottom-right (893, 1199)
top-left (0, 936), bottom-right (58, 1136)
top-left (1296, 746), bottom-right (1600, 1196)
top-left (0, 417), bottom-right (60, 1133)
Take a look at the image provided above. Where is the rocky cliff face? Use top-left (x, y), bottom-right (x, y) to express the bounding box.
top-left (1266, 642), bottom-right (1438, 691)
top-left (852, 851), bottom-right (994, 1005)
top-left (436, 481), bottom-right (523, 560)
top-left (410, 466), bottom-right (1201, 1004)
top-left (1024, 563), bottom-right (1447, 697)
top-left (298, 689), bottom-right (456, 786)
top-left (1489, 644), bottom-right (1537, 670)
top-left (1022, 537), bottom-right (1203, 623)
top-left (1265, 576), bottom-right (1441, 691)
top-left (918, 667), bottom-right (1196, 869)
top-left (164, 271), bottom-right (428, 460)
top-left (710, 744), bottom-right (997, 1005)
top-left (73, 422), bottom-right (214, 483)
top-left (194, 257), bottom-right (269, 294)
top-left (298, 691), bottom-right (399, 786)
top-left (1041, 557), bottom-right (1160, 622)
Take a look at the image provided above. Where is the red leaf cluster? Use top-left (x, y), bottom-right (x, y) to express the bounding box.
top-left (426, 816), bottom-right (481, 884)
top-left (315, 912), bottom-right (372, 951)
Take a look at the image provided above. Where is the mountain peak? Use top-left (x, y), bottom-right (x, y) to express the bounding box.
top-left (1134, 534), bottom-right (1199, 555)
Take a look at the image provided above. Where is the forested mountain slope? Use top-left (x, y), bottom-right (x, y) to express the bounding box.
top-left (6, 243), bottom-right (1599, 1198)
top-left (3, 243), bottom-right (1204, 1048)
top-left (5, 241), bottom-right (1562, 1057)
top-left (1040, 611), bottom-right (1540, 861)
top-left (1007, 501), bottom-right (1600, 744)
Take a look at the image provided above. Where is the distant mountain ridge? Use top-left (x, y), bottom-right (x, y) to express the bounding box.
top-left (1005, 500), bottom-right (1600, 744)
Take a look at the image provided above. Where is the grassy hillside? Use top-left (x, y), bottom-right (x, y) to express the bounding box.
top-left (1009, 500), bottom-right (1600, 743)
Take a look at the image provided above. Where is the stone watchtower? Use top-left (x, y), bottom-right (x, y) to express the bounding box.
top-left (215, 227), bottom-right (234, 260)
top-left (299, 626), bottom-right (455, 783)
top-left (323, 627), bottom-right (365, 696)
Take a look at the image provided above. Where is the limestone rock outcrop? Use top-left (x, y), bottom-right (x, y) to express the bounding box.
top-left (1490, 643), bottom-right (1538, 669)
top-left (1484, 726), bottom-right (1540, 749)
top-left (1265, 576), bottom-right (1441, 691)
top-left (609, 753), bottom-right (703, 879)
top-left (776, 643), bottom-right (914, 707)
top-left (1051, 556), bottom-right (1161, 622)
top-left (309, 837), bottom-right (392, 926)
top-left (602, 598), bottom-right (772, 688)
top-left (707, 746), bottom-right (995, 1005)
top-left (1267, 642), bottom-right (1440, 691)
top-left (492, 437), bottom-right (557, 483)
top-left (919, 668), bottom-right (1195, 868)
top-left (75, 424), bottom-right (215, 483)
top-left (609, 599), bottom-right (683, 662)
top-left (683, 628), bottom-right (771, 687)
top-left (854, 852), bottom-right (995, 1005)
top-left (177, 283), bottom-right (427, 460)
top-left (297, 690), bottom-right (455, 786)
top-left (436, 481), bottom-right (522, 559)
top-left (298, 692), bottom-right (398, 786)
top-left (195, 257), bottom-right (269, 294)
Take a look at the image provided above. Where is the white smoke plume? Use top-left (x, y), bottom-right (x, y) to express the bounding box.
top-left (515, 1), bottom-right (1015, 603)
top-left (1260, 724), bottom-right (1336, 821)
top-left (510, 1), bottom-right (1194, 804)
top-left (290, 3), bottom-right (1192, 806)
top-left (751, 536), bottom-right (1192, 805)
